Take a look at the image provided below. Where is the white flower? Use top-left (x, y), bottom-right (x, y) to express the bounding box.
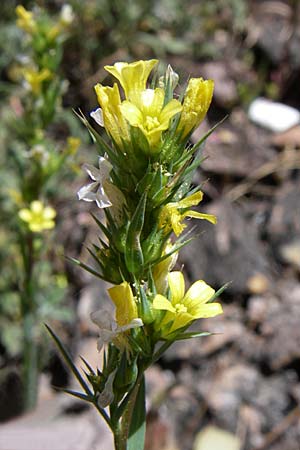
top-left (90, 108), bottom-right (104, 127)
top-left (60, 4), bottom-right (74, 25)
top-left (91, 309), bottom-right (143, 352)
top-left (97, 368), bottom-right (117, 408)
top-left (77, 156), bottom-right (112, 208)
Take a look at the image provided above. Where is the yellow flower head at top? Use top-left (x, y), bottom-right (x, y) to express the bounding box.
top-left (19, 201), bottom-right (56, 232)
top-left (159, 191), bottom-right (217, 237)
top-left (120, 87), bottom-right (182, 148)
top-left (23, 68), bottom-right (52, 95)
top-left (178, 78), bottom-right (214, 138)
top-left (153, 271), bottom-right (222, 338)
top-left (104, 59), bottom-right (158, 103)
top-left (16, 5), bottom-right (37, 34)
top-left (95, 60), bottom-right (182, 150)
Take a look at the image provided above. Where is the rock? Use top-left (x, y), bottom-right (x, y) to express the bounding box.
top-left (279, 239), bottom-right (300, 270)
top-left (248, 98), bottom-right (300, 132)
top-left (193, 426), bottom-right (240, 450)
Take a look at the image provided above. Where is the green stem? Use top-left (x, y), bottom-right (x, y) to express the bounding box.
top-left (20, 232), bottom-right (38, 411)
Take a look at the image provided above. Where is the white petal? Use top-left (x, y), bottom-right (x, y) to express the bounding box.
top-left (95, 185), bottom-right (112, 208)
top-left (90, 108), bottom-right (104, 127)
top-left (118, 318), bottom-right (144, 333)
top-left (83, 163), bottom-right (101, 181)
top-left (77, 182), bottom-right (99, 200)
top-left (98, 157), bottom-right (113, 181)
top-left (90, 309), bottom-right (113, 329)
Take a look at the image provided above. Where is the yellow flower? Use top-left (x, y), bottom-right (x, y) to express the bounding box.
top-left (121, 88), bottom-right (182, 148)
top-left (66, 136), bottom-right (81, 155)
top-left (23, 68), bottom-right (52, 95)
top-left (159, 191), bottom-right (217, 236)
top-left (153, 271), bottom-right (222, 337)
top-left (94, 83), bottom-right (129, 147)
top-left (108, 282), bottom-right (139, 327)
top-left (104, 59), bottom-right (158, 103)
top-left (19, 201), bottom-right (56, 232)
top-left (178, 78), bottom-right (214, 138)
top-left (16, 5), bottom-right (37, 34)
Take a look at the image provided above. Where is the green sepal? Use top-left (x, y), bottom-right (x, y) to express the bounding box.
top-left (208, 281), bottom-right (231, 302)
top-left (138, 286), bottom-right (154, 325)
top-left (142, 226), bottom-right (166, 265)
top-left (125, 192), bottom-right (147, 275)
top-left (114, 353), bottom-right (138, 391)
top-left (172, 331), bottom-right (211, 340)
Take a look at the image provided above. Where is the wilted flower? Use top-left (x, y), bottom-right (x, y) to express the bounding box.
top-left (97, 368), bottom-right (117, 408)
top-left (91, 309), bottom-right (143, 352)
top-left (77, 156), bottom-right (113, 208)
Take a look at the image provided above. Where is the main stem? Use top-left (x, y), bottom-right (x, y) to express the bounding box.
top-left (20, 233), bottom-right (38, 411)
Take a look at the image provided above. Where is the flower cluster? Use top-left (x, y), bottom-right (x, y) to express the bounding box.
top-left (74, 60), bottom-right (223, 416)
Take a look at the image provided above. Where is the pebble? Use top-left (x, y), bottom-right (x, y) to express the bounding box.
top-left (248, 98), bottom-right (300, 133)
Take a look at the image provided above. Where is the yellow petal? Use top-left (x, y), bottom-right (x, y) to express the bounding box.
top-left (108, 282), bottom-right (138, 326)
top-left (168, 311), bottom-right (194, 334)
top-left (178, 78), bottom-right (214, 138)
top-left (18, 209), bottom-right (32, 223)
top-left (168, 272), bottom-right (185, 304)
top-left (177, 191), bottom-right (203, 209)
top-left (183, 280), bottom-right (215, 311)
top-left (193, 302), bottom-right (223, 318)
top-left (160, 99), bottom-right (182, 124)
top-left (185, 211), bottom-right (217, 225)
top-left (30, 201), bottom-right (43, 214)
top-left (94, 83), bottom-right (129, 145)
top-left (43, 207), bottom-right (56, 220)
top-left (120, 101), bottom-right (143, 126)
top-left (104, 60), bottom-right (158, 101)
top-left (153, 294), bottom-right (176, 313)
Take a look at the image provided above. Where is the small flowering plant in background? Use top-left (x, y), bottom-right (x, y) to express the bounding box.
top-left (49, 59), bottom-right (224, 450)
top-left (0, 4), bottom-right (80, 412)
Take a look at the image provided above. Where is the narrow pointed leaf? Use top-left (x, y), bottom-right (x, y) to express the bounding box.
top-left (45, 324), bottom-right (92, 396)
top-left (128, 376), bottom-right (146, 450)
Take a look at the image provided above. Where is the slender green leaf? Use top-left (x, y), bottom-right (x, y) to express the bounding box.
top-left (128, 376), bottom-right (146, 450)
top-left (45, 324), bottom-right (92, 396)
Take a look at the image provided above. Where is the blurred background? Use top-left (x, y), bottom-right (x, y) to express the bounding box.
top-left (1, 1), bottom-right (300, 449)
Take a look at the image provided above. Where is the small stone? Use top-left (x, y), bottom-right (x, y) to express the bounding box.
top-left (246, 273), bottom-right (270, 294)
top-left (193, 426), bottom-right (240, 450)
top-left (248, 98), bottom-right (300, 132)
